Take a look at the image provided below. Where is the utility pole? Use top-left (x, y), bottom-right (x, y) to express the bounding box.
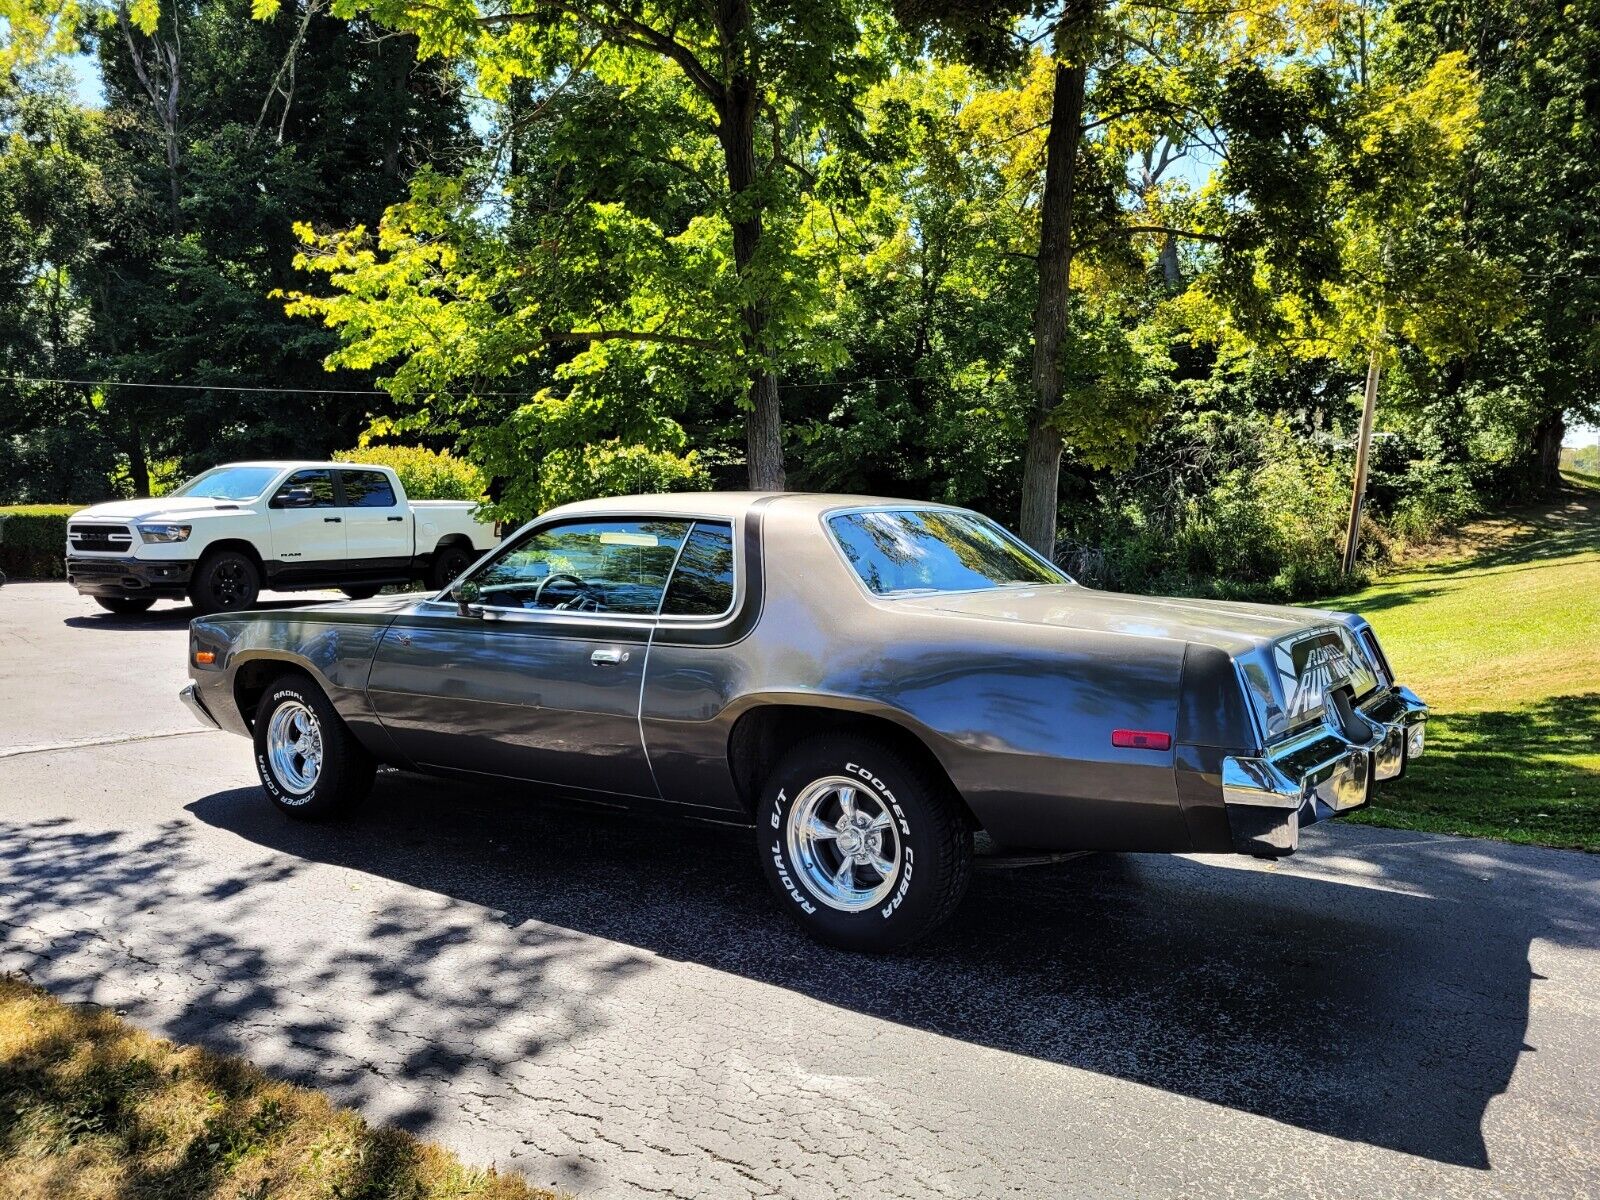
top-left (1341, 343), bottom-right (1382, 575)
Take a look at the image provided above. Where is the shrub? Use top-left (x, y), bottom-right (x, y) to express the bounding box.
top-left (1058, 419), bottom-right (1362, 601)
top-left (333, 446), bottom-right (486, 502)
top-left (519, 441), bottom-right (710, 518)
top-left (0, 506), bottom-right (78, 580)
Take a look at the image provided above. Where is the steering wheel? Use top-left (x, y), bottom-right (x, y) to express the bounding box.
top-left (532, 572), bottom-right (598, 610)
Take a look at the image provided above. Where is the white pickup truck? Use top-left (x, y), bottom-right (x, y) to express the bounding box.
top-left (65, 461), bottom-right (499, 615)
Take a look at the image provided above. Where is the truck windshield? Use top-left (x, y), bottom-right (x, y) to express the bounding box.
top-left (828, 509), bottom-right (1071, 596)
top-left (168, 466), bottom-right (282, 501)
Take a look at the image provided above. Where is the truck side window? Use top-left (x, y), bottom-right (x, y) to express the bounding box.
top-left (661, 522), bottom-right (735, 616)
top-left (342, 470), bottom-right (398, 508)
top-left (272, 469), bottom-right (337, 508)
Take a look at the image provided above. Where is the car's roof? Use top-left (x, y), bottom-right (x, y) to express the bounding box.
top-left (540, 491), bottom-right (969, 521)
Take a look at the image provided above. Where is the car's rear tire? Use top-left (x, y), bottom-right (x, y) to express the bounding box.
top-left (94, 596), bottom-right (155, 615)
top-left (428, 542), bottom-right (474, 591)
top-left (757, 733), bottom-right (973, 952)
top-left (340, 585), bottom-right (380, 600)
top-left (189, 550), bottom-right (261, 614)
top-left (252, 674), bottom-right (375, 820)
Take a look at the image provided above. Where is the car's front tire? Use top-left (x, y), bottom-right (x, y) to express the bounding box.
top-left (757, 733), bottom-right (973, 952)
top-left (252, 675), bottom-right (374, 820)
top-left (189, 550), bottom-right (261, 614)
top-left (94, 596), bottom-right (155, 615)
top-left (340, 585), bottom-right (380, 600)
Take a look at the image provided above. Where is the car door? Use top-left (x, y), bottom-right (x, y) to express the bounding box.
top-left (265, 469), bottom-right (347, 579)
top-left (338, 468), bottom-right (412, 575)
top-left (366, 516), bottom-right (693, 798)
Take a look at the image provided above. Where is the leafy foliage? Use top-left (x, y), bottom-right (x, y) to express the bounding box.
top-left (333, 445), bottom-right (486, 501)
top-left (0, 0), bottom-right (1595, 601)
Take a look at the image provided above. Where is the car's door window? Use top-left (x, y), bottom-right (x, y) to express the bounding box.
top-left (662, 522), bottom-right (735, 616)
top-left (271, 469), bottom-right (337, 508)
top-left (469, 519), bottom-right (691, 614)
top-left (340, 469), bottom-right (397, 508)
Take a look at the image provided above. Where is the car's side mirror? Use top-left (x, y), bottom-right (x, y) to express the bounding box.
top-left (453, 579), bottom-right (482, 618)
top-left (272, 485), bottom-right (314, 509)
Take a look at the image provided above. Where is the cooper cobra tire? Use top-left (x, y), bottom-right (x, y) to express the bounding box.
top-left (253, 674), bottom-right (375, 820)
top-left (428, 542), bottom-right (475, 590)
top-left (94, 596), bottom-right (155, 615)
top-left (188, 549), bottom-right (261, 614)
top-left (757, 733), bottom-right (973, 952)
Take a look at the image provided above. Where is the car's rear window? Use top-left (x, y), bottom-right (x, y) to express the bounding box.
top-left (828, 509), bottom-right (1069, 596)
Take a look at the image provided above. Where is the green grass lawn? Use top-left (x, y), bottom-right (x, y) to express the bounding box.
top-left (1318, 473), bottom-right (1600, 850)
top-left (0, 976), bottom-right (556, 1199)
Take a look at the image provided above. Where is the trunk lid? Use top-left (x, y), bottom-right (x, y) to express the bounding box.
top-left (894, 584), bottom-right (1337, 655)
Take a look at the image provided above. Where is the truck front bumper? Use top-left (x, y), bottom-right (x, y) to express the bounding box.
top-left (1222, 685), bottom-right (1428, 857)
top-left (66, 556), bottom-right (194, 599)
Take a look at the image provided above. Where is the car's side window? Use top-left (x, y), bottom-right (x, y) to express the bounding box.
top-left (341, 470), bottom-right (397, 508)
top-left (661, 522), bottom-right (735, 616)
top-left (272, 469), bottom-right (337, 509)
top-left (469, 519), bottom-right (691, 615)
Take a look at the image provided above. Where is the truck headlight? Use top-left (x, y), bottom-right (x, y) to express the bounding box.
top-left (137, 523), bottom-right (192, 543)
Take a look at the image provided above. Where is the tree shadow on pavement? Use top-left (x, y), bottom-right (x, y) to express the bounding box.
top-left (178, 774), bottom-right (1595, 1171)
top-left (4, 774), bottom-right (1592, 1175)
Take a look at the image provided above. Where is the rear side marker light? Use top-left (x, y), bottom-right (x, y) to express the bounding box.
top-left (1112, 729), bottom-right (1172, 751)
top-left (194, 650), bottom-right (215, 665)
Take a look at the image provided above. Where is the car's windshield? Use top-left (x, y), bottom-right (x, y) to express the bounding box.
top-left (828, 508), bottom-right (1071, 596)
top-left (168, 466), bottom-right (282, 501)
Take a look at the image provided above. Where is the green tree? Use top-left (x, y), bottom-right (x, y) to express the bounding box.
top-left (0, 67), bottom-right (121, 501)
top-left (281, 0), bottom-right (891, 490)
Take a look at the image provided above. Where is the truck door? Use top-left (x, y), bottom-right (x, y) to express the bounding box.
top-left (338, 468), bottom-right (412, 576)
top-left (266, 469), bottom-right (347, 578)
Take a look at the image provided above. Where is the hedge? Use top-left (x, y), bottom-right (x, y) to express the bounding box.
top-left (0, 506), bottom-right (78, 580)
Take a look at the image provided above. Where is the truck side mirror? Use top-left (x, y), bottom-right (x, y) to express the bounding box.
top-left (272, 485), bottom-right (315, 509)
top-left (453, 579), bottom-right (481, 618)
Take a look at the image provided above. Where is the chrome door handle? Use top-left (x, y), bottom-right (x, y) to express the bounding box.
top-left (590, 648), bottom-right (628, 666)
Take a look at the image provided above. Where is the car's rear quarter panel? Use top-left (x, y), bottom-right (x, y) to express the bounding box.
top-left (641, 500), bottom-right (1195, 851)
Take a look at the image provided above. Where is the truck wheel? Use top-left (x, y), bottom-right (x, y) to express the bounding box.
top-left (253, 674), bottom-right (374, 820)
top-left (95, 596), bottom-right (155, 615)
top-left (189, 550), bottom-right (260, 614)
top-left (757, 733), bottom-right (973, 952)
top-left (340, 585), bottom-right (380, 600)
top-left (428, 543), bottom-right (474, 590)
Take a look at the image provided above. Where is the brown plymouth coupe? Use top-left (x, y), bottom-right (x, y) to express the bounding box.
top-left (182, 492), bottom-right (1428, 950)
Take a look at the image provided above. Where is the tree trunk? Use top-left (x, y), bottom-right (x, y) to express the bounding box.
top-left (1157, 233), bottom-right (1182, 291)
top-left (1342, 345), bottom-right (1382, 575)
top-left (715, 59), bottom-right (785, 491)
top-left (1018, 51), bottom-right (1089, 554)
top-left (1533, 411), bottom-right (1566, 489)
top-left (127, 409), bottom-right (151, 498)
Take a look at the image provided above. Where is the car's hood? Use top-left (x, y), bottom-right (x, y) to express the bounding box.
top-left (896, 584), bottom-right (1342, 655)
top-left (71, 497), bottom-right (253, 521)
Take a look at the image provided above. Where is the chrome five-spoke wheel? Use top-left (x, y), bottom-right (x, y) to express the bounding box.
top-left (786, 775), bottom-right (903, 911)
top-left (266, 700), bottom-right (323, 796)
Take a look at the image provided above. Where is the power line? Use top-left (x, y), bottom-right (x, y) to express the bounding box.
top-left (2, 372), bottom-right (941, 397)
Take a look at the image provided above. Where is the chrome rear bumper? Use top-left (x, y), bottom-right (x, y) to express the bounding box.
top-left (1222, 685), bottom-right (1428, 857)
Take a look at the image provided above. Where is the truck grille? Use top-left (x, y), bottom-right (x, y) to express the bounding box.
top-left (68, 523), bottom-right (135, 553)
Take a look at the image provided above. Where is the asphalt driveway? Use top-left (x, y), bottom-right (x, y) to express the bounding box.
top-left (1, 580), bottom-right (1597, 1199)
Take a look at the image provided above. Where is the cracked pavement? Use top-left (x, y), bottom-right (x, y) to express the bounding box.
top-left (2, 581), bottom-right (1598, 1199)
